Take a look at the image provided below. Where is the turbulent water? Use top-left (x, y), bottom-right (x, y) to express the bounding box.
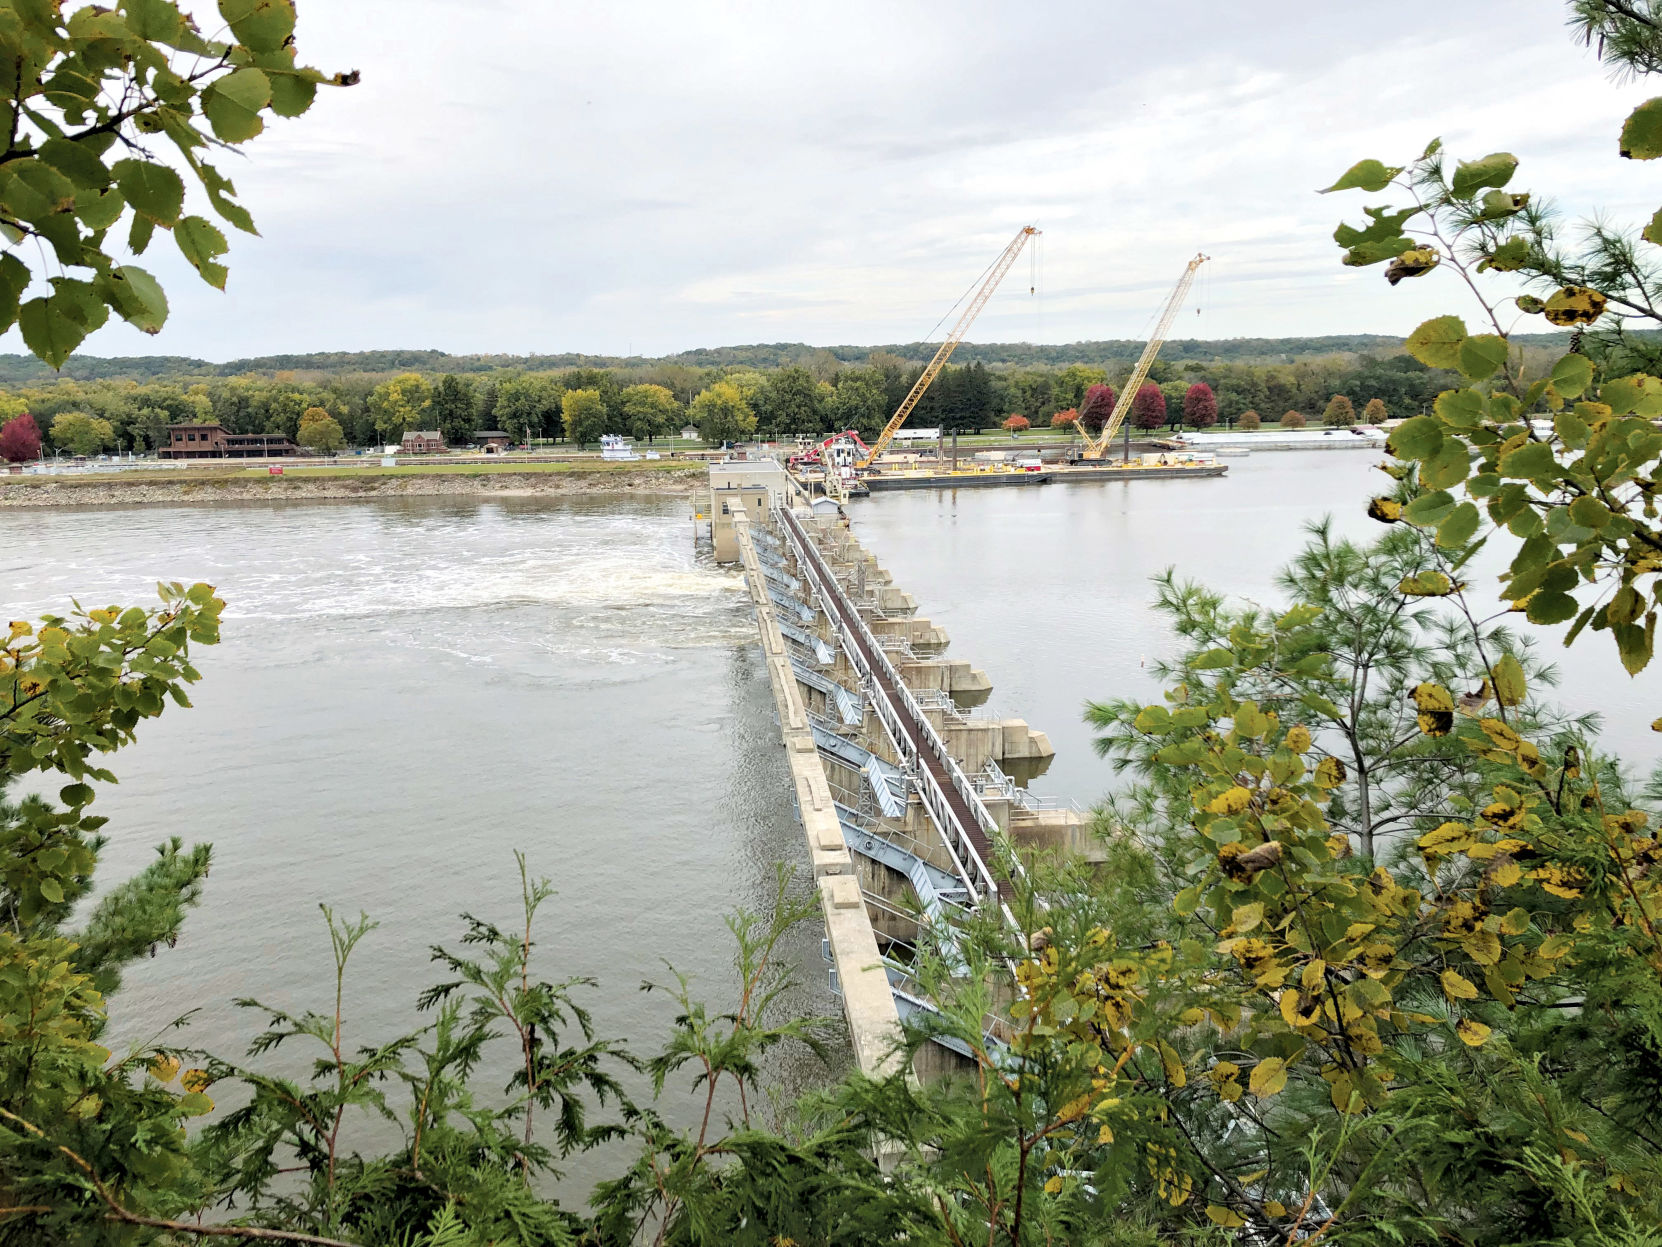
top-left (5, 458), bottom-right (1658, 1195)
top-left (2, 496), bottom-right (836, 1191)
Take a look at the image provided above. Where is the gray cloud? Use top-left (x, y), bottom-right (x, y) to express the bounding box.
top-left (5, 0), bottom-right (1656, 361)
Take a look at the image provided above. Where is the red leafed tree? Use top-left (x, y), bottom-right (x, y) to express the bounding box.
top-left (1050, 408), bottom-right (1078, 428)
top-left (1002, 414), bottom-right (1030, 432)
top-left (0, 413), bottom-right (41, 463)
top-left (1130, 383), bottom-right (1166, 431)
top-left (1080, 383), bottom-right (1116, 434)
top-left (1182, 382), bottom-right (1218, 429)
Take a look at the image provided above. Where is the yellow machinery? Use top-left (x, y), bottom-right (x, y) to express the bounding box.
top-left (1078, 253), bottom-right (1209, 460)
top-left (856, 225), bottom-right (1040, 470)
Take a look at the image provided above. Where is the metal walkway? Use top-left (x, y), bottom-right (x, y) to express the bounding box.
top-left (779, 507), bottom-right (1012, 908)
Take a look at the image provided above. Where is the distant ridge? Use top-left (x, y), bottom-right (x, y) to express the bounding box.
top-left (0, 333), bottom-right (1587, 384)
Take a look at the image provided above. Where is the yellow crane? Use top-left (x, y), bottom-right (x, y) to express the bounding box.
top-left (1077, 252), bottom-right (1209, 460)
top-left (856, 225), bottom-right (1040, 470)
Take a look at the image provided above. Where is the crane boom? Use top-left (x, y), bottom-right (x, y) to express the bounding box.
top-left (1080, 253), bottom-right (1209, 460)
top-left (857, 225), bottom-right (1039, 469)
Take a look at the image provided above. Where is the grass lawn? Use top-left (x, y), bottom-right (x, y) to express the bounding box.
top-left (7, 459), bottom-right (705, 487)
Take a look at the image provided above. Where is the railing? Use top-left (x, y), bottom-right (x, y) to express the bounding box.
top-left (779, 505), bottom-right (1013, 907)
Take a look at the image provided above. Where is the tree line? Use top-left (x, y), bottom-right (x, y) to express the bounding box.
top-left (0, 348), bottom-right (1457, 459)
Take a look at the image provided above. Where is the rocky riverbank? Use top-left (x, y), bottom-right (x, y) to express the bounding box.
top-left (0, 466), bottom-right (705, 509)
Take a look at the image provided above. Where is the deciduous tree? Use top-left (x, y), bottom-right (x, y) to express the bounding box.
top-left (430, 374), bottom-right (478, 445)
top-left (1002, 414), bottom-right (1029, 432)
top-left (619, 383), bottom-right (680, 443)
top-left (297, 407), bottom-right (344, 455)
top-left (1182, 382), bottom-right (1218, 429)
top-left (1362, 396), bottom-right (1389, 424)
top-left (1281, 409), bottom-right (1306, 429)
top-left (561, 388), bottom-right (608, 449)
top-left (1130, 382), bottom-right (1166, 430)
top-left (690, 381), bottom-right (756, 445)
top-left (1050, 408), bottom-right (1078, 428)
top-left (0, 413), bottom-right (40, 462)
top-left (1238, 409), bottom-right (1262, 430)
top-left (368, 374), bottom-right (432, 442)
top-left (757, 366), bottom-right (826, 438)
top-left (826, 368), bottom-right (889, 441)
top-left (1322, 393), bottom-right (1356, 426)
top-left (1080, 382), bottom-right (1117, 434)
top-left (49, 410), bottom-right (112, 456)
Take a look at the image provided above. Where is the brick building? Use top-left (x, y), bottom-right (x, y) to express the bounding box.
top-left (400, 430), bottom-right (446, 454)
top-left (159, 423), bottom-right (298, 459)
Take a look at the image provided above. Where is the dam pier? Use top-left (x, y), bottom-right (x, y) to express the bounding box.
top-left (710, 460), bottom-right (1095, 1080)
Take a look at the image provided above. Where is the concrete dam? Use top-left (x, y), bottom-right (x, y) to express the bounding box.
top-left (709, 460), bottom-right (1096, 1081)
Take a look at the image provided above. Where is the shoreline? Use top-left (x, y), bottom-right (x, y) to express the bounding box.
top-left (0, 465), bottom-right (704, 509)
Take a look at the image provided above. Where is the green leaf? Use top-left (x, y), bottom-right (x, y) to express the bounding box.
top-left (112, 159), bottom-right (184, 225)
top-left (1420, 439), bottom-right (1471, 490)
top-left (1477, 189), bottom-right (1529, 220)
top-left (1405, 316), bottom-right (1468, 369)
top-left (175, 216), bottom-right (229, 289)
top-left (1435, 388), bottom-right (1486, 429)
top-left (1527, 591), bottom-right (1580, 625)
top-left (1322, 159), bottom-right (1401, 193)
top-left (1333, 204), bottom-right (1420, 247)
top-left (1437, 502), bottom-right (1481, 548)
top-left (75, 187), bottom-right (125, 230)
top-left (1567, 494), bottom-right (1611, 529)
top-left (96, 265), bottom-right (169, 334)
top-left (38, 137), bottom-right (110, 189)
top-left (1387, 415), bottom-right (1444, 461)
top-left (1404, 489), bottom-right (1456, 525)
top-left (18, 295), bottom-right (90, 369)
top-left (1550, 353), bottom-right (1594, 400)
top-left (219, 0), bottom-right (296, 52)
top-left (1457, 334), bottom-right (1508, 382)
top-left (1479, 237), bottom-right (1532, 272)
top-left (1644, 208), bottom-right (1662, 246)
top-left (1499, 440), bottom-right (1557, 482)
top-left (1492, 654), bottom-right (1526, 707)
top-left (0, 252), bottom-right (28, 331)
top-left (201, 67), bottom-right (272, 143)
top-left (1615, 618), bottom-right (1654, 673)
top-left (1342, 237), bottom-right (1414, 266)
top-left (1620, 97), bottom-right (1662, 159)
top-left (39, 877), bottom-right (64, 904)
top-left (1450, 152), bottom-right (1518, 197)
top-left (1398, 570), bottom-right (1454, 596)
top-left (1190, 648), bottom-right (1235, 670)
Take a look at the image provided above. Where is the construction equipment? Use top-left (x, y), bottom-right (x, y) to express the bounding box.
top-left (855, 225), bottom-right (1040, 470)
top-left (789, 430), bottom-right (872, 502)
top-left (1077, 253), bottom-right (1209, 460)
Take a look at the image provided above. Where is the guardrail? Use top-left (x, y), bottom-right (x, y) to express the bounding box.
top-left (778, 506), bottom-right (1013, 906)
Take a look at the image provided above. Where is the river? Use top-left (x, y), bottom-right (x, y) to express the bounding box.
top-left (4, 452), bottom-right (1657, 1194)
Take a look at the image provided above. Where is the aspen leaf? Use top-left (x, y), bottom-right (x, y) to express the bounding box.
top-left (1456, 1018), bottom-right (1493, 1046)
top-left (1499, 907), bottom-right (1531, 935)
top-left (1543, 286), bottom-right (1607, 327)
top-left (1441, 968), bottom-right (1479, 1000)
top-left (1321, 159), bottom-right (1401, 193)
top-left (1249, 1056), bottom-right (1288, 1098)
top-left (1492, 654), bottom-right (1526, 707)
top-left (1206, 1206), bottom-right (1248, 1228)
top-left (1404, 315), bottom-right (1468, 369)
top-left (1620, 96), bottom-right (1662, 159)
top-left (148, 1054), bottom-right (180, 1082)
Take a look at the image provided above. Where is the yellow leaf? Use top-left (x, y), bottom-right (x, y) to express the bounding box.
top-left (1230, 902), bottom-right (1265, 934)
top-left (1208, 785), bottom-right (1254, 815)
top-left (1265, 1200), bottom-right (1288, 1217)
top-left (1331, 1073), bottom-right (1362, 1113)
top-left (1097, 1123), bottom-right (1114, 1144)
top-left (148, 1054), bottom-right (180, 1083)
top-left (1301, 959), bottom-right (1326, 991)
top-left (1479, 717), bottom-right (1521, 750)
top-left (1456, 1018), bottom-right (1492, 1046)
top-left (1315, 756), bottom-right (1346, 787)
top-left (1206, 1205), bottom-right (1248, 1228)
top-left (1044, 1175), bottom-right (1063, 1195)
top-left (1284, 724), bottom-right (1312, 753)
top-left (1249, 1056), bottom-right (1288, 1099)
top-left (1499, 907), bottom-right (1531, 935)
top-left (1441, 968), bottom-right (1479, 1000)
top-left (1280, 988), bottom-right (1304, 1027)
top-left (180, 1068), bottom-right (213, 1093)
top-left (1345, 922), bottom-right (1377, 940)
top-left (1158, 1039), bottom-right (1187, 1088)
top-left (1463, 930), bottom-right (1503, 966)
top-left (1492, 860), bottom-right (1522, 887)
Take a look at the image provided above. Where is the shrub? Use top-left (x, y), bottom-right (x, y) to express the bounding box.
top-left (1002, 414), bottom-right (1030, 432)
top-left (1238, 410), bottom-right (1261, 431)
top-left (1322, 394), bottom-right (1356, 427)
top-left (1281, 410), bottom-right (1306, 429)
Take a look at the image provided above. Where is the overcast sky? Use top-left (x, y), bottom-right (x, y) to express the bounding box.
top-left (9, 0), bottom-right (1659, 361)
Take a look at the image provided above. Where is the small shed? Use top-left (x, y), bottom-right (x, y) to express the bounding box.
top-left (680, 424), bottom-right (699, 440)
top-left (400, 430), bottom-right (445, 455)
top-left (474, 430), bottom-right (511, 453)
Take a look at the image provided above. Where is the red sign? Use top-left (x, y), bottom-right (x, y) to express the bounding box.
top-left (268, 465), bottom-right (284, 475)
